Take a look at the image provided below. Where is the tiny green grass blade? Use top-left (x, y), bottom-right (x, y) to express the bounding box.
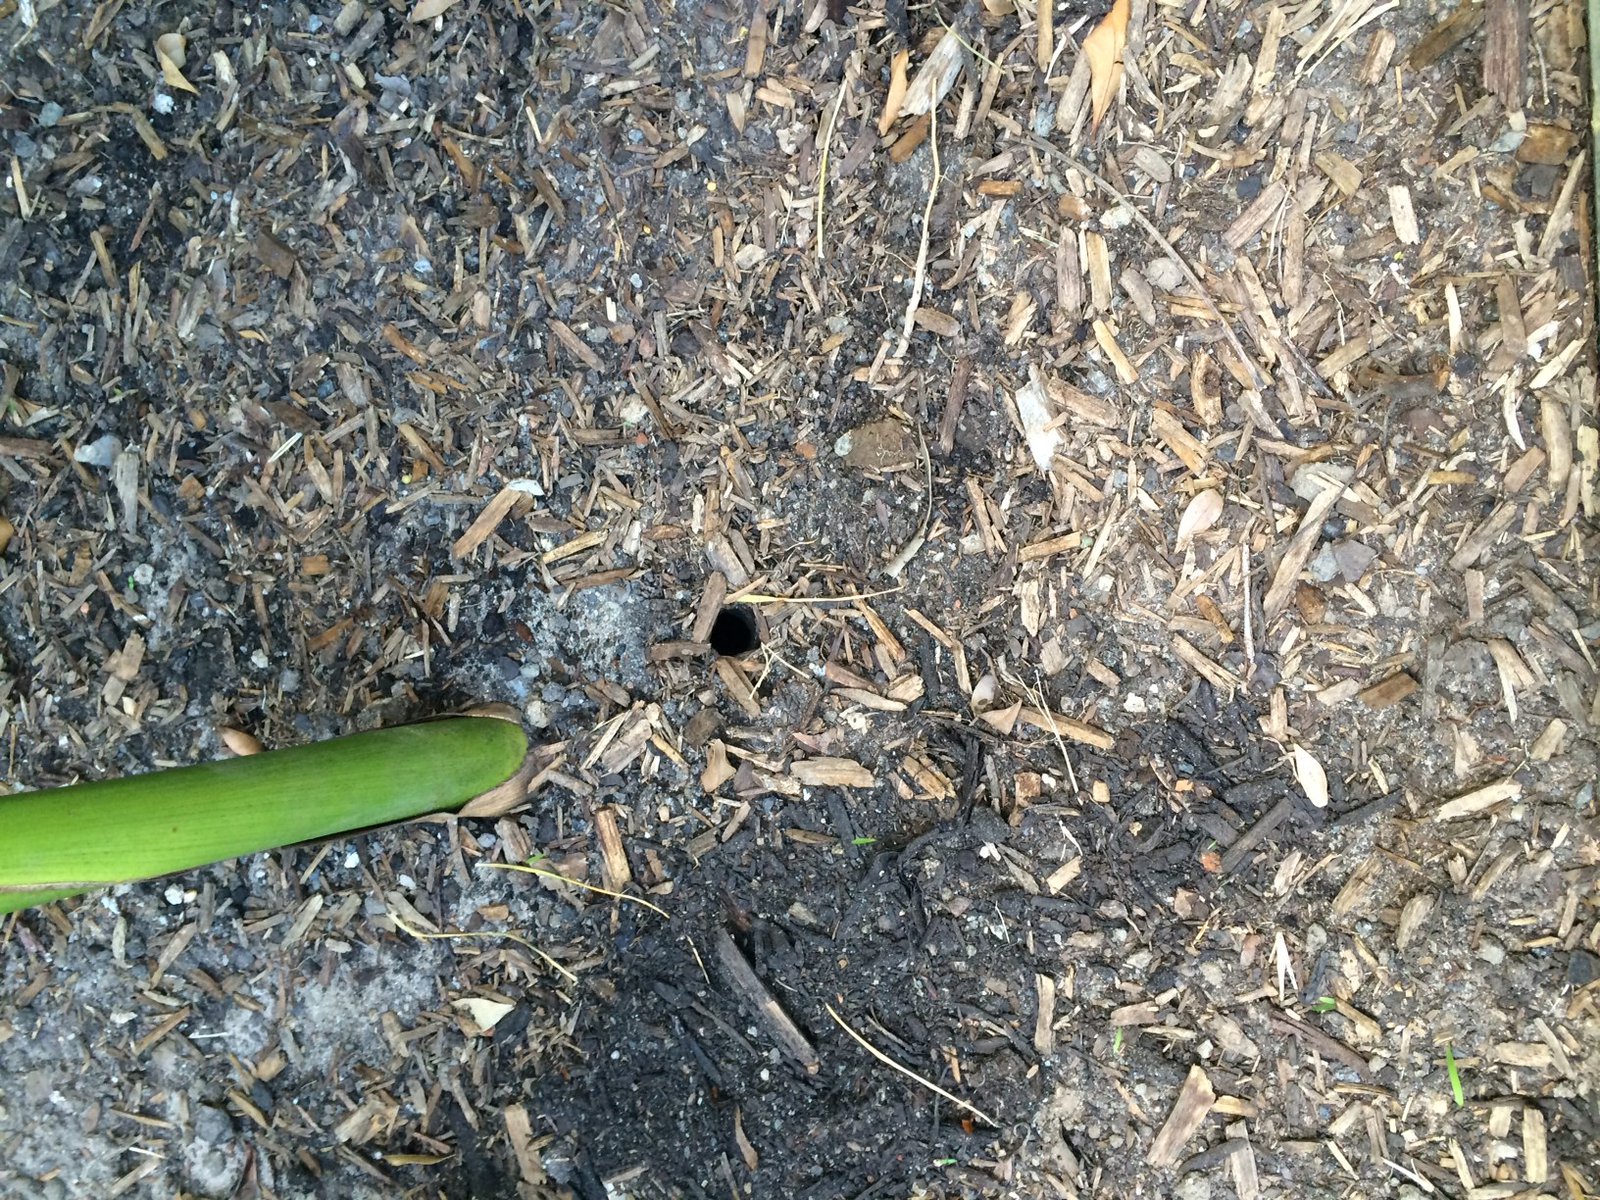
top-left (0, 718), bottom-right (527, 915)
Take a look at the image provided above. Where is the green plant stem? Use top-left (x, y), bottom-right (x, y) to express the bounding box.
top-left (0, 717), bottom-right (528, 914)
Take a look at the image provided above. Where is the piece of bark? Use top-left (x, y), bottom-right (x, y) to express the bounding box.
top-left (1034, 974), bottom-right (1057, 1056)
top-left (1360, 673), bottom-right (1418, 708)
top-left (937, 356), bottom-right (974, 455)
top-left (594, 807), bottom-right (632, 891)
top-left (1483, 0), bottom-right (1528, 112)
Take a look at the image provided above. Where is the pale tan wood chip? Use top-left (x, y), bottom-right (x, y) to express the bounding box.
top-left (1018, 707), bottom-right (1115, 750)
top-left (1034, 974), bottom-right (1057, 1056)
top-left (1523, 1105), bottom-right (1548, 1183)
top-left (1495, 1042), bottom-right (1552, 1069)
top-left (1263, 486), bottom-right (1343, 621)
top-left (691, 571), bottom-right (728, 644)
top-left (743, 0), bottom-right (769, 77)
top-left (1172, 634), bottom-right (1242, 692)
top-left (547, 318), bottom-right (603, 370)
top-left (1046, 857), bottom-right (1082, 893)
top-left (790, 757), bottom-right (876, 788)
top-left (879, 48), bottom-right (912, 134)
top-left (1449, 501), bottom-right (1518, 570)
top-left (1147, 1065), bottom-right (1215, 1166)
top-left (503, 1105), bottom-right (548, 1185)
top-left (1387, 185), bottom-right (1420, 244)
top-left (1541, 395), bottom-right (1573, 491)
top-left (1435, 778), bottom-right (1521, 820)
top-left (1045, 376), bottom-right (1119, 427)
top-left (1530, 719), bottom-right (1568, 761)
top-left (715, 658), bottom-right (762, 718)
top-left (1230, 1137), bottom-right (1261, 1200)
top-left (1224, 180), bottom-right (1287, 250)
top-left (410, 0), bottom-right (462, 20)
top-left (594, 807), bottom-right (632, 891)
top-left (452, 485), bottom-right (527, 559)
top-left (1396, 893), bottom-right (1435, 950)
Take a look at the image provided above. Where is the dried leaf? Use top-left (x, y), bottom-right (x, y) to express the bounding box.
top-left (834, 419), bottom-right (916, 470)
top-left (452, 997), bottom-right (515, 1033)
top-left (1290, 745), bottom-right (1328, 808)
top-left (0, 515), bottom-right (13, 555)
top-left (1175, 490), bottom-right (1223, 550)
top-left (219, 727), bottom-right (265, 756)
top-left (410, 0), bottom-right (462, 20)
top-left (1083, 0), bottom-right (1131, 133)
top-left (155, 32), bottom-right (198, 94)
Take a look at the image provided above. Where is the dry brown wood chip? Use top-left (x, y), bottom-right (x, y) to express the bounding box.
top-left (452, 484), bottom-right (531, 559)
top-left (503, 1105), bottom-right (548, 1185)
top-left (1448, 501), bottom-right (1518, 570)
top-left (1263, 486), bottom-right (1344, 622)
top-left (1034, 974), bottom-right (1056, 1056)
top-left (789, 757), bottom-right (875, 788)
top-left (1017, 707), bottom-right (1114, 750)
top-left (1147, 1065), bottom-right (1215, 1166)
top-left (1045, 375), bottom-right (1120, 428)
top-left (1359, 673), bottom-right (1418, 708)
top-left (594, 807), bottom-right (632, 891)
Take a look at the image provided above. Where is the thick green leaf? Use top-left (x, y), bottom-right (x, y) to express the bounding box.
top-left (0, 718), bottom-right (528, 914)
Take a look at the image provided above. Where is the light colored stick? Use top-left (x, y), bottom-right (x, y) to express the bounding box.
top-left (892, 105), bottom-right (941, 360)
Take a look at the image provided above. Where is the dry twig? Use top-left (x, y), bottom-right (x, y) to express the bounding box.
top-left (825, 1002), bottom-right (999, 1126)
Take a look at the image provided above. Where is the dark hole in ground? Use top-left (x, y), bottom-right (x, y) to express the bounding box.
top-left (710, 605), bottom-right (760, 656)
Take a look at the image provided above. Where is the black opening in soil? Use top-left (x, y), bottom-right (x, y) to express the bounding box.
top-left (709, 605), bottom-right (760, 656)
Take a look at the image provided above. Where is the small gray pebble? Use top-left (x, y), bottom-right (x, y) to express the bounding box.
top-left (39, 102), bottom-right (64, 128)
top-left (193, 1104), bottom-right (234, 1145)
top-left (1569, 949), bottom-right (1599, 988)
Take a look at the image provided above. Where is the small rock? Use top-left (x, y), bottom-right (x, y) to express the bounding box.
top-left (193, 1104), bottom-right (234, 1145)
top-left (1308, 544), bottom-right (1341, 583)
top-left (23, 1069), bottom-right (52, 1105)
top-left (1332, 539), bottom-right (1377, 582)
top-left (1568, 949), bottom-right (1599, 988)
top-left (1147, 258), bottom-right (1184, 291)
top-left (74, 433), bottom-right (122, 468)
